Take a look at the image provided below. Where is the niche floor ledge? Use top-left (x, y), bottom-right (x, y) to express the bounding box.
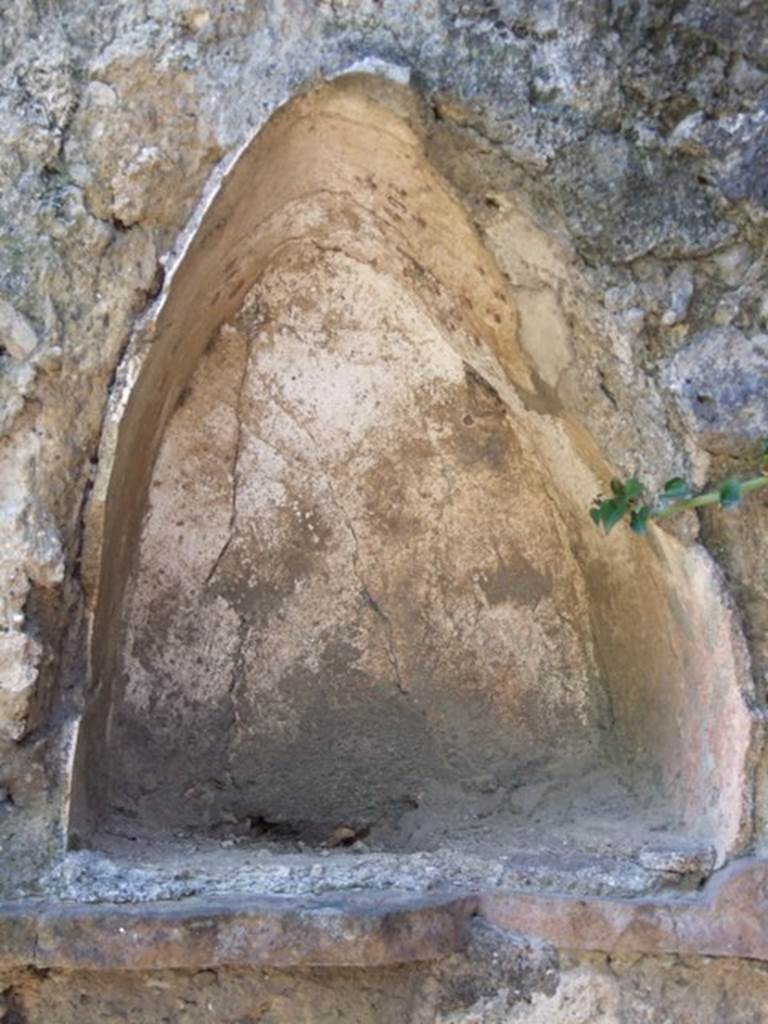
top-left (1, 860), bottom-right (767, 970)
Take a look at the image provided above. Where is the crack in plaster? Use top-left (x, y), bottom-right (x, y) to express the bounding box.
top-left (264, 373), bottom-right (412, 699)
top-left (204, 329), bottom-right (252, 589)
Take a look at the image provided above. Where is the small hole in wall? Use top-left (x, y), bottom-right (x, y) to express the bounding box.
top-left (2, 986), bottom-right (28, 1024)
top-left (146, 263), bottom-right (166, 300)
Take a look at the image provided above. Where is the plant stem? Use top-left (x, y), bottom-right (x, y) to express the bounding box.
top-left (650, 474), bottom-right (768, 520)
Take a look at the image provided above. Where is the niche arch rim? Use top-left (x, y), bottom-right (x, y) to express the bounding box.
top-left (67, 74), bottom-right (756, 879)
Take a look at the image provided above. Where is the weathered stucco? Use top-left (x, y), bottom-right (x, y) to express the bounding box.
top-left (2, 1), bottom-right (768, 1020)
top-left (95, 81), bottom-right (606, 845)
top-left (108, 213), bottom-right (603, 839)
top-left (40, 81), bottom-right (749, 877)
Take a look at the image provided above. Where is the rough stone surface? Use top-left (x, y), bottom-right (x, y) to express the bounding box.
top-left (1, 1), bottom-right (768, 1019)
top-left (3, 951), bottom-right (768, 1023)
top-left (0, 300), bottom-right (37, 361)
top-left (662, 326), bottom-right (768, 453)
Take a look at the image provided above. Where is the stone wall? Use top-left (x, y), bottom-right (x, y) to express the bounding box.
top-left (5, 951), bottom-right (768, 1024)
top-left (2, 1), bottom-right (767, 1020)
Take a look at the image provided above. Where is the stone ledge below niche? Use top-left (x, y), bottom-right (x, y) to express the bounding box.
top-left (0, 859), bottom-right (766, 970)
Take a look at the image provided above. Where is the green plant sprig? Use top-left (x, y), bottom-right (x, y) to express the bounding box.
top-left (589, 441), bottom-right (768, 536)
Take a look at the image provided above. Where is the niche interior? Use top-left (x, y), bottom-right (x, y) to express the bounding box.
top-left (68, 76), bottom-right (754, 880)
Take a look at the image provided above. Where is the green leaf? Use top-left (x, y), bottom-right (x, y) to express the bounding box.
top-left (662, 477), bottom-right (690, 500)
top-left (589, 506), bottom-right (602, 526)
top-left (719, 478), bottom-right (742, 509)
top-left (630, 505), bottom-right (652, 535)
top-left (623, 477), bottom-right (643, 499)
top-left (600, 497), bottom-right (628, 534)
top-left (610, 478), bottom-right (625, 497)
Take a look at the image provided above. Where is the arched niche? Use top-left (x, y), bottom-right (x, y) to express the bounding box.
top-left (68, 76), bottom-right (755, 871)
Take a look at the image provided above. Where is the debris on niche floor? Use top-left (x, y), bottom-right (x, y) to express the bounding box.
top-left (41, 785), bottom-right (718, 907)
top-left (49, 765), bottom-right (721, 906)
